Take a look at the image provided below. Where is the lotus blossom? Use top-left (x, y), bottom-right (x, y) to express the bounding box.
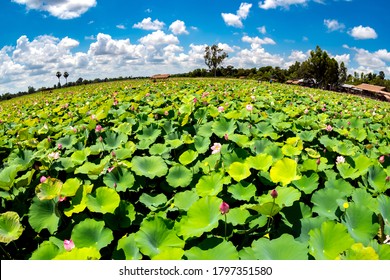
top-left (95, 124), bottom-right (102, 132)
top-left (193, 97), bottom-right (198, 103)
top-left (325, 125), bottom-right (333, 132)
top-left (107, 166), bottom-right (115, 173)
top-left (211, 143), bottom-right (222, 154)
top-left (379, 155), bottom-right (385, 164)
top-left (57, 143), bottom-right (63, 150)
top-left (64, 239), bottom-right (75, 251)
top-left (218, 106), bottom-right (224, 112)
top-left (48, 152), bottom-right (60, 160)
top-left (219, 201), bottom-right (230, 215)
top-left (270, 189), bottom-right (278, 199)
top-left (40, 176), bottom-right (47, 183)
top-left (304, 108), bottom-right (309, 114)
top-left (336, 156), bottom-right (345, 164)
top-left (224, 133), bottom-right (229, 141)
top-left (59, 196), bottom-right (66, 202)
top-left (246, 104), bottom-right (253, 111)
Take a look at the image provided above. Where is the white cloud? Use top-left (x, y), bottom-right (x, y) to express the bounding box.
top-left (257, 26), bottom-right (267, 34)
top-left (116, 24), bottom-right (126, 30)
top-left (139, 30), bottom-right (179, 46)
top-left (133, 17), bottom-right (165, 30)
top-left (324, 19), bottom-right (345, 32)
top-left (288, 50), bottom-right (308, 62)
top-left (221, 2), bottom-right (252, 28)
top-left (259, 0), bottom-right (308, 10)
top-left (348, 25), bottom-right (378, 40)
top-left (242, 35), bottom-right (276, 47)
top-left (11, 0), bottom-right (96, 19)
top-left (169, 20), bottom-right (189, 35)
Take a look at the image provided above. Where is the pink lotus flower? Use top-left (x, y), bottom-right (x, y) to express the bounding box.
top-left (40, 176), bottom-right (47, 183)
top-left (304, 108), bottom-right (309, 114)
top-left (224, 134), bottom-right (229, 141)
top-left (218, 106), bottom-right (224, 112)
top-left (220, 201), bottom-right (230, 215)
top-left (336, 156), bottom-right (345, 164)
top-left (95, 124), bottom-right (102, 132)
top-left (64, 239), bottom-right (75, 251)
top-left (379, 155), bottom-right (385, 164)
top-left (325, 125), bottom-right (333, 132)
top-left (246, 104), bottom-right (253, 111)
top-left (211, 143), bottom-right (222, 154)
top-left (59, 196), bottom-right (66, 202)
top-left (48, 152), bottom-right (60, 160)
top-left (107, 166), bottom-right (115, 173)
top-left (57, 143), bottom-right (63, 150)
top-left (193, 98), bottom-right (198, 103)
top-left (270, 189), bottom-right (278, 199)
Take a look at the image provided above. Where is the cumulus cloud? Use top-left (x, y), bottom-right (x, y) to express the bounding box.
top-left (221, 2), bottom-right (252, 28)
top-left (242, 35), bottom-right (276, 47)
top-left (169, 20), bottom-right (189, 35)
top-left (259, 0), bottom-right (308, 9)
top-left (133, 17), bottom-right (165, 30)
top-left (348, 25), bottom-right (378, 40)
top-left (257, 26), bottom-right (267, 34)
top-left (11, 0), bottom-right (96, 19)
top-left (324, 19), bottom-right (345, 32)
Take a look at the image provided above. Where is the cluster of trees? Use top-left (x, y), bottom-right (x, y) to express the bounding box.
top-left (175, 45), bottom-right (390, 92)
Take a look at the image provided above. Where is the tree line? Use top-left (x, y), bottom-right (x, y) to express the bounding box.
top-left (175, 45), bottom-right (390, 92)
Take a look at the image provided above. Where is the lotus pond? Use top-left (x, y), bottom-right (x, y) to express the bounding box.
top-left (0, 78), bottom-right (390, 260)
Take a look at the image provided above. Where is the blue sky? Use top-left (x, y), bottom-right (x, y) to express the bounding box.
top-left (1, 0), bottom-right (389, 93)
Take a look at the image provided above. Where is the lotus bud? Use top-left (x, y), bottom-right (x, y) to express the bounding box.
top-left (219, 201), bottom-right (230, 215)
top-left (270, 189), bottom-right (278, 199)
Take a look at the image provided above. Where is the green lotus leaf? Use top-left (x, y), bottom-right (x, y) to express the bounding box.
top-left (270, 158), bottom-right (301, 186)
top-left (0, 211), bottom-right (24, 244)
top-left (229, 134), bottom-right (251, 148)
top-left (149, 143), bottom-right (170, 155)
top-left (135, 217), bottom-right (184, 258)
top-left (299, 130), bottom-right (318, 142)
top-left (104, 201), bottom-right (136, 229)
top-left (103, 167), bottom-right (135, 192)
top-left (28, 197), bottom-right (60, 234)
top-left (185, 240), bottom-right (239, 260)
top-left (176, 196), bottom-right (222, 240)
top-left (116, 234), bottom-right (142, 260)
top-left (137, 124), bottom-right (161, 141)
top-left (152, 248), bottom-right (185, 260)
top-left (64, 184), bottom-right (93, 217)
top-left (61, 178), bottom-right (82, 197)
top-left (139, 193), bottom-right (167, 210)
top-left (114, 122), bottom-right (133, 135)
top-left (298, 216), bottom-right (328, 243)
top-left (226, 208), bottom-right (250, 226)
top-left (260, 186), bottom-right (301, 208)
top-left (308, 221), bottom-right (354, 260)
top-left (94, 103), bottom-right (112, 120)
top-left (179, 150), bottom-right (198, 165)
top-left (228, 182), bottom-right (256, 201)
top-left (351, 188), bottom-right (378, 213)
top-left (0, 166), bottom-right (18, 191)
top-left (103, 131), bottom-right (128, 150)
top-left (57, 135), bottom-right (77, 149)
top-left (212, 118), bottom-right (236, 138)
top-left (251, 202), bottom-right (281, 217)
top-left (114, 146), bottom-right (136, 160)
top-left (369, 240), bottom-right (390, 260)
top-left (166, 165), bottom-right (193, 188)
top-left (193, 135), bottom-right (211, 154)
top-left (29, 241), bottom-right (59, 260)
top-left (86, 187), bottom-right (120, 214)
top-left (70, 148), bottom-right (91, 166)
top-left (173, 190), bottom-right (199, 211)
top-left (342, 203), bottom-right (379, 245)
top-left (53, 247), bottom-right (101, 260)
top-left (196, 172), bottom-right (227, 197)
top-left (341, 243), bottom-right (379, 260)
top-left (8, 149), bottom-right (35, 172)
top-left (227, 162), bottom-right (251, 182)
top-left (245, 153), bottom-right (273, 171)
top-left (71, 218), bottom-right (113, 250)
top-left (349, 128), bottom-right (367, 142)
top-left (74, 156), bottom-right (110, 178)
top-left (305, 148), bottom-right (321, 158)
top-left (312, 187), bottom-right (344, 220)
top-left (368, 165), bottom-right (390, 193)
top-left (131, 156), bottom-right (168, 179)
top-left (15, 169), bottom-right (35, 188)
top-left (377, 194), bottom-right (390, 235)
top-left (293, 173), bottom-right (319, 194)
top-left (245, 234), bottom-right (309, 260)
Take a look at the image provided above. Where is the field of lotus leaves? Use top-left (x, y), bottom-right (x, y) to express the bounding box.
top-left (0, 78), bottom-right (390, 260)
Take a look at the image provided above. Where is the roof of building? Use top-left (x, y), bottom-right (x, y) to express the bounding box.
top-left (354, 83), bottom-right (386, 93)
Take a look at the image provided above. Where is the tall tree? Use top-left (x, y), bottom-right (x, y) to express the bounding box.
top-left (204, 45), bottom-right (228, 77)
top-left (56, 71), bottom-right (62, 87)
top-left (339, 62), bottom-right (347, 85)
top-left (63, 72), bottom-right (69, 85)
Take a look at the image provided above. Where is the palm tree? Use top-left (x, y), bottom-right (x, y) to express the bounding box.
top-left (63, 72), bottom-right (69, 85)
top-left (56, 71), bottom-right (62, 87)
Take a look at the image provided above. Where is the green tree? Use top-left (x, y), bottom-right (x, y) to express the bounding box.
top-left (204, 45), bottom-right (228, 77)
top-left (63, 72), bottom-right (69, 85)
top-left (339, 62), bottom-right (347, 85)
top-left (56, 71), bottom-right (62, 87)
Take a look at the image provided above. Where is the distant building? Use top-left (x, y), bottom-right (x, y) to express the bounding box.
top-left (150, 74), bottom-right (170, 80)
